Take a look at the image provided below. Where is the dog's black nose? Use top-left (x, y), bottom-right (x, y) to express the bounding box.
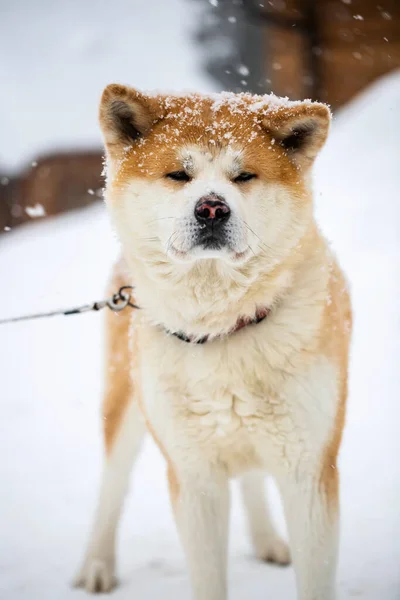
top-left (194, 196), bottom-right (231, 226)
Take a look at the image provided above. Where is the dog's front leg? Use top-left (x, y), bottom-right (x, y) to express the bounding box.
top-left (168, 465), bottom-right (230, 600)
top-left (278, 469), bottom-right (339, 600)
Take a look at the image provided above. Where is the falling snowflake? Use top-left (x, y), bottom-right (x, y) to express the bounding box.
top-left (237, 65), bottom-right (249, 76)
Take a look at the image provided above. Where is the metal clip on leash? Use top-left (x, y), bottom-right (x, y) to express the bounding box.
top-left (0, 286), bottom-right (139, 325)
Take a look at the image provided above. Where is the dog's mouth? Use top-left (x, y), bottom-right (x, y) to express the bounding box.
top-left (169, 237), bottom-right (251, 265)
top-left (167, 219), bottom-right (250, 264)
top-left (196, 231), bottom-right (225, 251)
top-left (194, 224), bottom-right (228, 251)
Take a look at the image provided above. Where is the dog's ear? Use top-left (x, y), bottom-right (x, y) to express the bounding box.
top-left (263, 102), bottom-right (331, 169)
top-left (99, 84), bottom-right (162, 156)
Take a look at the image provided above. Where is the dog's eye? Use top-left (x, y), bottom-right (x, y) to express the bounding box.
top-left (233, 172), bottom-right (257, 183)
top-left (166, 171), bottom-right (191, 182)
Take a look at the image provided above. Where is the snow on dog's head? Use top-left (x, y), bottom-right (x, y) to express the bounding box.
top-left (99, 84), bottom-right (330, 270)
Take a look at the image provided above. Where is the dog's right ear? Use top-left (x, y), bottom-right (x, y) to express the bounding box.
top-left (99, 84), bottom-right (162, 156)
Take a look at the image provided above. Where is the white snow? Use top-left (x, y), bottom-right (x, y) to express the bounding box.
top-left (25, 204), bottom-right (46, 219)
top-left (0, 0), bottom-right (399, 597)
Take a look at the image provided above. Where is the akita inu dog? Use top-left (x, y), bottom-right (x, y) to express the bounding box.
top-left (74, 84), bottom-right (351, 600)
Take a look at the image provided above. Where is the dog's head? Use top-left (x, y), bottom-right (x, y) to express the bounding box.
top-left (100, 85), bottom-right (330, 274)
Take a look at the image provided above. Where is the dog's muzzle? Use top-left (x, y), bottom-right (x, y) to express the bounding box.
top-left (193, 194), bottom-right (231, 249)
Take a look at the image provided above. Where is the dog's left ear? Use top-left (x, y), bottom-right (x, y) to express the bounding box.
top-left (263, 102), bottom-right (331, 169)
top-left (99, 84), bottom-right (163, 157)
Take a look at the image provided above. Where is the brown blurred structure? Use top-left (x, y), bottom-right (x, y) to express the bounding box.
top-left (0, 151), bottom-right (103, 232)
top-left (198, 0), bottom-right (399, 107)
top-left (251, 0), bottom-right (400, 107)
top-left (1, 0), bottom-right (399, 233)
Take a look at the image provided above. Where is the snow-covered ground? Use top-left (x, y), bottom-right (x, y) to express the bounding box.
top-left (1, 1), bottom-right (400, 599)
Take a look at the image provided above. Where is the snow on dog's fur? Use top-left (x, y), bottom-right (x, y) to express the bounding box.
top-left (74, 84), bottom-right (352, 600)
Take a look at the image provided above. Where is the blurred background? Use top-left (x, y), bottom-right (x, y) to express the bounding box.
top-left (0, 1), bottom-right (399, 599)
top-left (1, 0), bottom-right (399, 228)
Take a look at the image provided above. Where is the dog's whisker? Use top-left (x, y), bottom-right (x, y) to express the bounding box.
top-left (138, 236), bottom-right (159, 242)
top-left (166, 230), bottom-right (182, 253)
top-left (148, 217), bottom-right (176, 224)
top-left (243, 221), bottom-right (274, 253)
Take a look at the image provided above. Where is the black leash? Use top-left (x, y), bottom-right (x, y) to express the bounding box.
top-left (0, 286), bottom-right (139, 325)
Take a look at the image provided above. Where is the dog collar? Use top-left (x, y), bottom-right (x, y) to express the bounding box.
top-left (168, 307), bottom-right (270, 344)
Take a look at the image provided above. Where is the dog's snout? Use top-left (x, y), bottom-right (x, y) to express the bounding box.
top-left (194, 195), bottom-right (231, 226)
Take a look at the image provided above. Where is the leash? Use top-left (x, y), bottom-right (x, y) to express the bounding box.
top-left (0, 284), bottom-right (270, 343)
top-left (0, 286), bottom-right (139, 325)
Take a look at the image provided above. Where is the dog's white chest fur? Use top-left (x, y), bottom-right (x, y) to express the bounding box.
top-left (188, 389), bottom-right (257, 432)
top-left (140, 328), bottom-right (339, 477)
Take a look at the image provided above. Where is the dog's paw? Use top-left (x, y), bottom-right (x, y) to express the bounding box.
top-left (255, 535), bottom-right (291, 566)
top-left (73, 557), bottom-right (117, 593)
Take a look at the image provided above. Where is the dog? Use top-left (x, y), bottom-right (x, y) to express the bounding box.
top-left (74, 84), bottom-right (352, 600)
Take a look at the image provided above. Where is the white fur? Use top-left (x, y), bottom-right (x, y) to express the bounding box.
top-left (173, 468), bottom-right (230, 600)
top-left (74, 400), bottom-right (146, 592)
top-left (240, 471), bottom-right (290, 564)
top-left (278, 474), bottom-right (338, 600)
